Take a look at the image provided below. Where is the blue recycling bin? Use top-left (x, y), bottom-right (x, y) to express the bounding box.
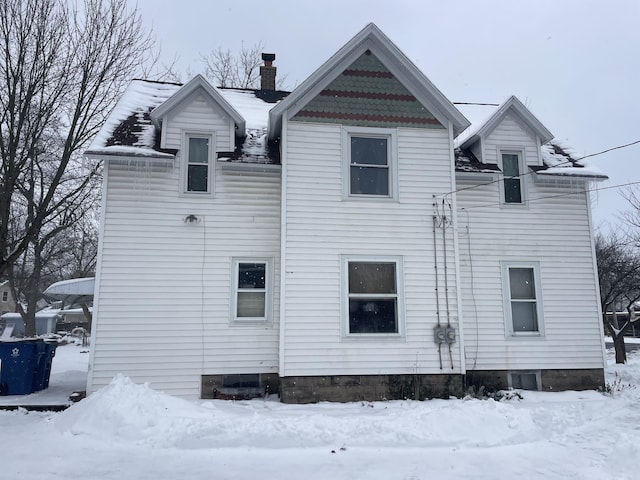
top-left (33, 341), bottom-right (57, 391)
top-left (0, 340), bottom-right (41, 395)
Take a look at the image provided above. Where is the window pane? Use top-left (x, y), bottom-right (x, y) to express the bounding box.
top-left (511, 302), bottom-right (538, 332)
top-left (502, 154), bottom-right (520, 176)
top-left (237, 292), bottom-right (266, 317)
top-left (350, 166), bottom-right (389, 195)
top-left (511, 373), bottom-right (538, 390)
top-left (349, 262), bottom-right (396, 294)
top-left (504, 178), bottom-right (522, 203)
top-left (349, 299), bottom-right (397, 333)
top-left (351, 137), bottom-right (388, 166)
top-left (189, 137), bottom-right (209, 164)
top-left (509, 268), bottom-right (536, 299)
top-left (238, 263), bottom-right (266, 289)
top-left (187, 164), bottom-right (208, 192)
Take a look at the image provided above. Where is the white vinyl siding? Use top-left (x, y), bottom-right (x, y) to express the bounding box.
top-left (89, 159), bottom-right (281, 398)
top-left (162, 91), bottom-right (234, 152)
top-left (458, 114), bottom-right (604, 372)
top-left (282, 121), bottom-right (460, 376)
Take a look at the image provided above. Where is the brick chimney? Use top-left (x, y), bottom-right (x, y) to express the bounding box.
top-left (260, 53), bottom-right (276, 91)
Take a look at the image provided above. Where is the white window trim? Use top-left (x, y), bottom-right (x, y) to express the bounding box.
top-left (1, 291), bottom-right (7, 302)
top-left (230, 257), bottom-right (273, 325)
top-left (341, 255), bottom-right (405, 340)
top-left (501, 261), bottom-right (545, 338)
top-left (498, 148), bottom-right (527, 206)
top-left (341, 126), bottom-right (398, 201)
top-left (508, 370), bottom-right (541, 391)
top-left (181, 131), bottom-right (215, 196)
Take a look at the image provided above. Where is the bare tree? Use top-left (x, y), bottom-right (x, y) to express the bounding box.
top-left (0, 0), bottom-right (155, 335)
top-left (200, 41), bottom-right (287, 89)
top-left (595, 232), bottom-right (640, 363)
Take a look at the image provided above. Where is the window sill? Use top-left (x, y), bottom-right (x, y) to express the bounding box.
top-left (342, 333), bottom-right (405, 341)
top-left (508, 332), bottom-right (545, 339)
top-left (230, 319), bottom-right (272, 327)
top-left (343, 195), bottom-right (399, 203)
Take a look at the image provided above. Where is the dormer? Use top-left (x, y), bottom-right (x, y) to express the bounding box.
top-left (150, 74), bottom-right (246, 153)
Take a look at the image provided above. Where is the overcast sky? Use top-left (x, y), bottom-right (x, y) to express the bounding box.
top-left (131, 0), bottom-right (640, 231)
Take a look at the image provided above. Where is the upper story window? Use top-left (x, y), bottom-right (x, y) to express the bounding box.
top-left (343, 127), bottom-right (397, 200)
top-left (501, 152), bottom-right (523, 204)
top-left (231, 258), bottom-right (272, 324)
top-left (184, 134), bottom-right (213, 194)
top-left (343, 256), bottom-right (404, 337)
top-left (2, 291), bottom-right (8, 302)
top-left (503, 262), bottom-right (544, 336)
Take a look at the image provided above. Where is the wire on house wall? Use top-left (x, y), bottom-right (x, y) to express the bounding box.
top-left (459, 180), bottom-right (640, 212)
top-left (436, 139), bottom-right (640, 199)
top-left (461, 209), bottom-right (480, 371)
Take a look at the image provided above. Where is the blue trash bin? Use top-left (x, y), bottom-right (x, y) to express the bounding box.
top-left (0, 340), bottom-right (41, 395)
top-left (32, 341), bottom-right (57, 392)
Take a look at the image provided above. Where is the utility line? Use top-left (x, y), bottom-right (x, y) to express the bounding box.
top-left (458, 180), bottom-right (640, 212)
top-left (437, 139), bottom-right (640, 198)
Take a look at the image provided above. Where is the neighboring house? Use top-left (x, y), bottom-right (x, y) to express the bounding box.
top-left (0, 280), bottom-right (17, 317)
top-left (1, 308), bottom-right (61, 337)
top-left (85, 24), bottom-right (608, 402)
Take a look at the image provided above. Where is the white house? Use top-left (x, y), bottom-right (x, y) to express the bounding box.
top-left (85, 24), bottom-right (607, 402)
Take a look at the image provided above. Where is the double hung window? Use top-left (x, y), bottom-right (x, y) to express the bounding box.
top-left (185, 135), bottom-right (212, 193)
top-left (501, 152), bottom-right (523, 204)
top-left (232, 259), bottom-right (271, 323)
top-left (344, 127), bottom-right (397, 199)
top-left (503, 262), bottom-right (544, 335)
top-left (344, 258), bottom-right (403, 336)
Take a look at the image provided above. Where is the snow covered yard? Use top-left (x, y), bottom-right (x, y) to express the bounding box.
top-left (1, 345), bottom-right (639, 479)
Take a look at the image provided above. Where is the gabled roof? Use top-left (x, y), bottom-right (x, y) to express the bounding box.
top-left (458, 95), bottom-right (553, 149)
top-left (150, 74), bottom-right (246, 136)
top-left (268, 23), bottom-right (470, 140)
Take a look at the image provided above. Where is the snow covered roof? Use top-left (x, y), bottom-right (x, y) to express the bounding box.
top-left (86, 78), bottom-right (287, 164)
top-left (86, 80), bottom-right (181, 159)
top-left (43, 277), bottom-right (95, 308)
top-left (534, 143), bottom-right (608, 179)
top-left (453, 99), bottom-right (607, 180)
top-left (44, 278), bottom-right (95, 298)
top-left (217, 88), bottom-right (287, 164)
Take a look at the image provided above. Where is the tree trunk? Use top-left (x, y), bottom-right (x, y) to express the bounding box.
top-left (613, 334), bottom-right (627, 364)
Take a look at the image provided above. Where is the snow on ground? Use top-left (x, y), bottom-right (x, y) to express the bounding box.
top-left (1, 344), bottom-right (639, 479)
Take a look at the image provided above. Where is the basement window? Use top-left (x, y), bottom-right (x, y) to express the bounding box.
top-left (509, 371), bottom-right (540, 390)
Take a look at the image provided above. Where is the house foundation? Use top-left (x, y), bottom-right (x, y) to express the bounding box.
top-left (465, 368), bottom-right (605, 392)
top-left (279, 374), bottom-right (464, 404)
